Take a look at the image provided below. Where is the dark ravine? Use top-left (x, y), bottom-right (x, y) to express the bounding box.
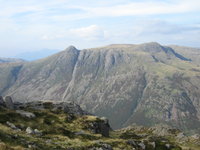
top-left (0, 42), bottom-right (200, 132)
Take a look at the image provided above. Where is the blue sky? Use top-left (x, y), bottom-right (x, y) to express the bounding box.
top-left (0, 0), bottom-right (200, 57)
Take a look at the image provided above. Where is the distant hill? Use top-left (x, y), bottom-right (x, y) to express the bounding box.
top-left (0, 57), bottom-right (25, 63)
top-left (15, 49), bottom-right (60, 61)
top-left (1, 42), bottom-right (200, 133)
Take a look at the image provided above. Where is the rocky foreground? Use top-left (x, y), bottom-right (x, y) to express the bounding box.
top-left (0, 96), bottom-right (199, 150)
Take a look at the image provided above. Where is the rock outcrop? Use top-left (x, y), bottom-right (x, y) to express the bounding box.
top-left (0, 96), bottom-right (14, 109)
top-left (26, 127), bottom-right (34, 134)
top-left (14, 101), bottom-right (90, 116)
top-left (0, 96), bottom-right (5, 106)
top-left (4, 96), bottom-right (14, 109)
top-left (88, 117), bottom-right (110, 137)
top-left (16, 110), bottom-right (36, 118)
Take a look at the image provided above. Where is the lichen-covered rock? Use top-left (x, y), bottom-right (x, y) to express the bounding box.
top-left (88, 117), bottom-right (110, 137)
top-left (150, 142), bottom-right (156, 149)
top-left (25, 127), bottom-right (42, 135)
top-left (126, 140), bottom-right (137, 147)
top-left (15, 101), bottom-right (90, 116)
top-left (89, 144), bottom-right (113, 150)
top-left (75, 130), bottom-right (86, 135)
top-left (138, 142), bottom-right (145, 150)
top-left (16, 110), bottom-right (35, 118)
top-left (191, 134), bottom-right (200, 140)
top-left (4, 96), bottom-right (14, 109)
top-left (63, 102), bottom-right (89, 115)
top-left (34, 129), bottom-right (42, 136)
top-left (6, 121), bottom-right (17, 130)
top-left (26, 127), bottom-right (34, 134)
top-left (165, 144), bottom-right (171, 149)
top-left (176, 132), bottom-right (185, 139)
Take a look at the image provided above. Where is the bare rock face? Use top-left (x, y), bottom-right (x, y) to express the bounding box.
top-left (62, 102), bottom-right (90, 115)
top-left (99, 118), bottom-right (110, 137)
top-left (0, 96), bottom-right (5, 106)
top-left (4, 96), bottom-right (14, 109)
top-left (88, 117), bottom-right (110, 137)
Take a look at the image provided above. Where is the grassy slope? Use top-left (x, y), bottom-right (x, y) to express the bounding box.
top-left (0, 105), bottom-right (187, 150)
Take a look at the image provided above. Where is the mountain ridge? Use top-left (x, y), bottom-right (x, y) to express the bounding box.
top-left (0, 42), bottom-right (200, 132)
top-left (0, 57), bottom-right (25, 63)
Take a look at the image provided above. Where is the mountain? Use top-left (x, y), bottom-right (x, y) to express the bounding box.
top-left (0, 42), bottom-right (200, 133)
top-left (0, 57), bottom-right (25, 63)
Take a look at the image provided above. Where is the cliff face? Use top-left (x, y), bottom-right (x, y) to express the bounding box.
top-left (0, 42), bottom-right (200, 131)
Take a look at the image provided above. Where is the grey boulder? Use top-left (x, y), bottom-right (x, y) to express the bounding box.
top-left (5, 96), bottom-right (14, 109)
top-left (16, 110), bottom-right (35, 118)
top-left (26, 127), bottom-right (34, 134)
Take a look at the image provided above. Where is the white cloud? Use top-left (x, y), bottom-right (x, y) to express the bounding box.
top-left (74, 0), bottom-right (200, 17)
top-left (0, 0), bottom-right (200, 57)
top-left (41, 34), bottom-right (65, 40)
top-left (0, 0), bottom-right (199, 24)
top-left (0, 5), bottom-right (42, 18)
top-left (69, 25), bottom-right (105, 41)
top-left (131, 20), bottom-right (200, 36)
top-left (1, 0), bottom-right (199, 24)
top-left (128, 19), bottom-right (200, 46)
top-left (41, 25), bottom-right (106, 41)
top-left (41, 35), bottom-right (51, 40)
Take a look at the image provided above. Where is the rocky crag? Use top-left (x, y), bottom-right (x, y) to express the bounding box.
top-left (1, 96), bottom-right (198, 150)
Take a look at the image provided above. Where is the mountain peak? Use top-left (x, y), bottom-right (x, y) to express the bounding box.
top-left (139, 42), bottom-right (162, 48)
top-left (145, 42), bottom-right (161, 46)
top-left (64, 45), bottom-right (78, 52)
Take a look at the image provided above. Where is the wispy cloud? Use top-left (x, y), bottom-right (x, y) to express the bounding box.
top-left (0, 0), bottom-right (200, 57)
top-left (1, 0), bottom-right (200, 22)
top-left (69, 25), bottom-right (105, 41)
top-left (131, 20), bottom-right (200, 36)
top-left (41, 25), bottom-right (106, 41)
top-left (73, 0), bottom-right (200, 17)
top-left (128, 19), bottom-right (200, 46)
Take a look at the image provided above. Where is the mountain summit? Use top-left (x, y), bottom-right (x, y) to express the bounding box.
top-left (0, 43), bottom-right (200, 132)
